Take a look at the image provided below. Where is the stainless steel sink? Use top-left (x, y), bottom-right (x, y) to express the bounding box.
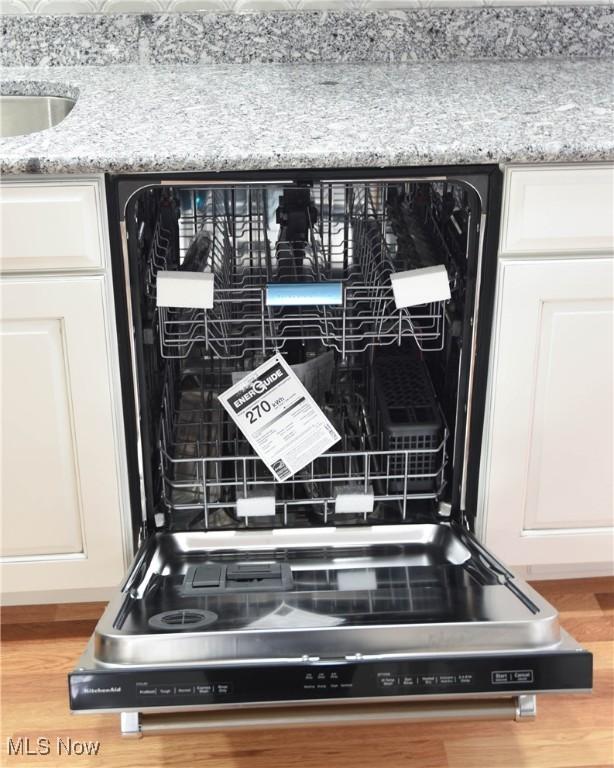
top-left (0, 95), bottom-right (76, 138)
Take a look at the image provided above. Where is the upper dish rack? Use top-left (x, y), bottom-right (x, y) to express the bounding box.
top-left (147, 183), bottom-right (450, 360)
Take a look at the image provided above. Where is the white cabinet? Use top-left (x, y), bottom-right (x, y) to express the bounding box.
top-left (0, 177), bottom-right (130, 604)
top-left (478, 164), bottom-right (614, 572)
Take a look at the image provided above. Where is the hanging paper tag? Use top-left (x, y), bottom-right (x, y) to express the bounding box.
top-left (218, 354), bottom-right (341, 482)
top-left (230, 350), bottom-right (334, 401)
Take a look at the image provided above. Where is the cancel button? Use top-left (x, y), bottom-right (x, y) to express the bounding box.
top-left (492, 670), bottom-right (534, 685)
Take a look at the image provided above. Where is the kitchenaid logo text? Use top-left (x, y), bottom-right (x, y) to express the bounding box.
top-left (83, 686), bottom-right (121, 694)
top-left (7, 737), bottom-right (101, 757)
top-left (229, 362), bottom-right (288, 414)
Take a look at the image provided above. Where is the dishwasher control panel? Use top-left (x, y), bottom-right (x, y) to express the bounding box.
top-left (69, 650), bottom-right (591, 712)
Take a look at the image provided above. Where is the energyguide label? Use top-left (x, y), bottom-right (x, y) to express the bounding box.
top-left (219, 354), bottom-right (341, 483)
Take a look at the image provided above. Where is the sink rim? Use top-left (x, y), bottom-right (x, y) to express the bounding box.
top-left (0, 94), bottom-right (76, 103)
top-left (0, 82), bottom-right (80, 139)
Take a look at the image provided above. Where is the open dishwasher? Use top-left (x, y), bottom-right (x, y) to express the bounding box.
top-left (69, 167), bottom-right (592, 736)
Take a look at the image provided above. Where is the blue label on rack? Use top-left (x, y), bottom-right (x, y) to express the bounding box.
top-left (265, 283), bottom-right (343, 306)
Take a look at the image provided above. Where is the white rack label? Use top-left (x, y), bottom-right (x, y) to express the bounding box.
top-left (218, 354), bottom-right (341, 483)
top-left (156, 270), bottom-right (214, 309)
top-left (390, 264), bottom-right (451, 309)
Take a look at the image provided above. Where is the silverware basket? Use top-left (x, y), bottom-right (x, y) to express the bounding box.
top-left (371, 348), bottom-right (444, 493)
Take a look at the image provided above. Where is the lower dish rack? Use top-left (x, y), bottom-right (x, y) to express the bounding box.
top-left (157, 351), bottom-right (448, 530)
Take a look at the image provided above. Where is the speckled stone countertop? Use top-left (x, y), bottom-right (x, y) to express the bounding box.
top-left (1, 59), bottom-right (613, 175)
top-left (3, 8), bottom-right (613, 67)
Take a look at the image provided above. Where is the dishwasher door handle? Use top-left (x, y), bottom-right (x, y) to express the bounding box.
top-left (120, 695), bottom-right (537, 737)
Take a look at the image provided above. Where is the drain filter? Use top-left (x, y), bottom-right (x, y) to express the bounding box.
top-left (148, 609), bottom-right (218, 631)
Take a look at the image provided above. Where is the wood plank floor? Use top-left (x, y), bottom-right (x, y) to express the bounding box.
top-left (1, 577), bottom-right (612, 768)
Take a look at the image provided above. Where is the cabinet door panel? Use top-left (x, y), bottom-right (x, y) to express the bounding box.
top-left (500, 165), bottom-right (614, 255)
top-left (0, 180), bottom-right (106, 272)
top-left (1, 318), bottom-right (83, 557)
top-left (0, 277), bottom-right (127, 597)
top-left (524, 298), bottom-right (613, 530)
top-left (480, 256), bottom-right (614, 566)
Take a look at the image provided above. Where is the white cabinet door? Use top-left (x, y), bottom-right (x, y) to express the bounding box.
top-left (479, 255), bottom-right (614, 566)
top-left (0, 276), bottom-right (128, 600)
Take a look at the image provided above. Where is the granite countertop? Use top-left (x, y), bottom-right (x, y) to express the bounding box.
top-left (1, 59), bottom-right (613, 175)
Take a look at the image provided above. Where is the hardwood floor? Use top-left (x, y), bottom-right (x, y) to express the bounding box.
top-left (1, 577), bottom-right (612, 768)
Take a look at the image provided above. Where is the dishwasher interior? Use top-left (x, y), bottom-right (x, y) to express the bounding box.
top-left (68, 171), bottom-right (592, 729)
top-left (133, 178), bottom-right (475, 533)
